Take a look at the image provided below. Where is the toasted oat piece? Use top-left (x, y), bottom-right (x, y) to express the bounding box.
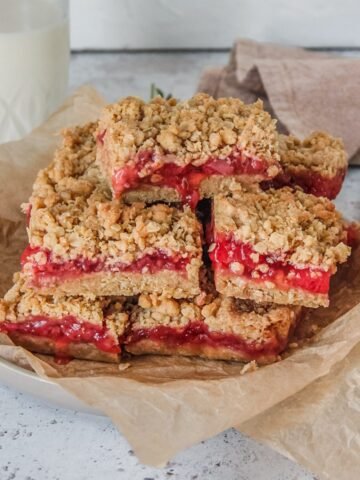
top-left (21, 124), bottom-right (203, 298)
top-left (96, 93), bottom-right (281, 207)
top-left (209, 188), bottom-right (351, 308)
top-left (125, 293), bottom-right (301, 364)
top-left (263, 132), bottom-right (347, 199)
top-left (0, 274), bottom-right (128, 363)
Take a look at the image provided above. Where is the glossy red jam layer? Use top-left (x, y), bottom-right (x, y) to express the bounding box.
top-left (210, 235), bottom-right (331, 294)
top-left (21, 246), bottom-right (189, 287)
top-left (0, 315), bottom-right (120, 354)
top-left (126, 321), bottom-right (286, 357)
top-left (290, 168), bottom-right (346, 199)
top-left (262, 168), bottom-right (346, 200)
top-left (109, 148), bottom-right (273, 208)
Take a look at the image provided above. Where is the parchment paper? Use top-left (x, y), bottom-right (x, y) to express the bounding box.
top-left (0, 86), bottom-right (359, 479)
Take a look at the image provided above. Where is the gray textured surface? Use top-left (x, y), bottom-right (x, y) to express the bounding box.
top-left (0, 384), bottom-right (316, 480)
top-left (2, 50), bottom-right (359, 480)
top-left (69, 51), bottom-right (228, 101)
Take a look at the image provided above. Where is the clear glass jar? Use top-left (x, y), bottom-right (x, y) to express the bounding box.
top-left (0, 0), bottom-right (70, 143)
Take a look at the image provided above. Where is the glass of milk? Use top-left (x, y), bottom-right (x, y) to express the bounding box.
top-left (0, 0), bottom-right (69, 143)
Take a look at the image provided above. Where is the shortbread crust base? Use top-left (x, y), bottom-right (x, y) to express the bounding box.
top-left (122, 175), bottom-right (260, 204)
top-left (125, 338), bottom-right (280, 364)
top-left (215, 273), bottom-right (328, 308)
top-left (7, 332), bottom-right (119, 363)
top-left (26, 269), bottom-right (201, 298)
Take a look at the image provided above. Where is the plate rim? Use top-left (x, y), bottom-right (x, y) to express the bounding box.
top-left (0, 356), bottom-right (53, 382)
top-left (0, 357), bottom-right (102, 415)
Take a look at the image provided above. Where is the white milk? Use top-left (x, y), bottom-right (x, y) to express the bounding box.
top-left (0, 0), bottom-right (69, 143)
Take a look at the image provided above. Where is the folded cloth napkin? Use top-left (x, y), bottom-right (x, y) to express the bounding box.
top-left (197, 39), bottom-right (360, 163)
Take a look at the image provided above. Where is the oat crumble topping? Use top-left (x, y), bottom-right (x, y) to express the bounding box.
top-left (0, 274), bottom-right (128, 335)
top-left (23, 124), bottom-right (202, 267)
top-left (96, 93), bottom-right (280, 174)
top-left (240, 360), bottom-right (259, 374)
top-left (213, 188), bottom-right (350, 268)
top-left (280, 132), bottom-right (347, 177)
top-left (132, 293), bottom-right (300, 343)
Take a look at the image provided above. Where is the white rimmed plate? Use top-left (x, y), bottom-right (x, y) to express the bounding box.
top-left (0, 358), bottom-right (101, 414)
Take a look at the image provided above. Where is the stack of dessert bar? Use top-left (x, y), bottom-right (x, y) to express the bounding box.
top-left (0, 94), bottom-right (352, 365)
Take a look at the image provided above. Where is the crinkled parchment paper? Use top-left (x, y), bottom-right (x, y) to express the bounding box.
top-left (0, 86), bottom-right (359, 479)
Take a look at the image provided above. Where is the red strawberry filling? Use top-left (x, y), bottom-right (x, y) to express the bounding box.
top-left (346, 223), bottom-right (360, 247)
top-left (0, 315), bottom-right (120, 354)
top-left (103, 144), bottom-right (275, 208)
top-left (288, 168), bottom-right (346, 199)
top-left (126, 321), bottom-right (286, 357)
top-left (21, 246), bottom-right (190, 287)
top-left (262, 168), bottom-right (346, 200)
top-left (209, 234), bottom-right (331, 294)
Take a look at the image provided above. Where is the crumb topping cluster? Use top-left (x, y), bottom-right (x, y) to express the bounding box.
top-left (207, 297), bottom-right (299, 340)
top-left (23, 124), bottom-right (202, 266)
top-left (280, 132), bottom-right (347, 177)
top-left (49, 122), bottom-right (99, 182)
top-left (0, 274), bottom-right (128, 334)
top-left (132, 293), bottom-right (299, 343)
top-left (214, 188), bottom-right (351, 268)
top-left (97, 93), bottom-right (280, 173)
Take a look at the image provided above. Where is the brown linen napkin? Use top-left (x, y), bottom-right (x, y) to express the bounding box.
top-left (198, 38), bottom-right (360, 163)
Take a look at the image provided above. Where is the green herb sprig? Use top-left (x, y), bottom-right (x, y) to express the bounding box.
top-left (150, 83), bottom-right (173, 100)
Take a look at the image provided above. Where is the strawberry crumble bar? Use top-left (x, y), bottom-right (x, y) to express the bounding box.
top-left (264, 132), bottom-right (347, 199)
top-left (0, 274), bottom-right (128, 363)
top-left (209, 188), bottom-right (351, 308)
top-left (125, 293), bottom-right (301, 364)
top-left (96, 94), bottom-right (282, 207)
top-left (22, 124), bottom-right (203, 298)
